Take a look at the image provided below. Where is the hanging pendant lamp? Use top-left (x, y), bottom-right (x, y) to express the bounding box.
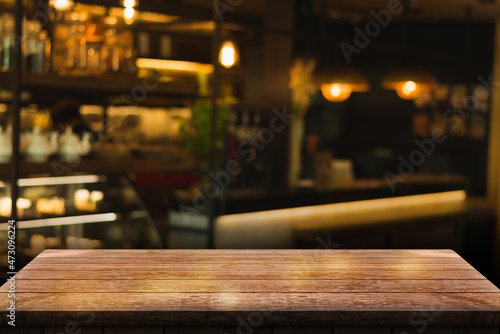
top-left (315, 67), bottom-right (370, 102)
top-left (380, 4), bottom-right (437, 100)
top-left (381, 68), bottom-right (437, 100)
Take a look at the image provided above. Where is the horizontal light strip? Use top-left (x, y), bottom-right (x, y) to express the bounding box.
top-left (0, 213), bottom-right (117, 231)
top-left (18, 175), bottom-right (104, 187)
top-left (136, 58), bottom-right (214, 73)
top-left (295, 190), bottom-right (467, 214)
top-left (218, 190), bottom-right (467, 225)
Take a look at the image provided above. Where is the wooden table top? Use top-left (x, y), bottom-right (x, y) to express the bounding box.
top-left (1, 249), bottom-right (499, 326)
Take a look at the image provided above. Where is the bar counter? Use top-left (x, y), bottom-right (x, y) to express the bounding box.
top-left (1, 249), bottom-right (499, 333)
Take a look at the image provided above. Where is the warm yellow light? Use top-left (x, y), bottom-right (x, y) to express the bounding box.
top-left (50, 0), bottom-right (73, 11)
top-left (221, 46), bottom-right (235, 67)
top-left (136, 58), bottom-right (214, 73)
top-left (0, 198), bottom-right (32, 216)
top-left (218, 190), bottom-right (466, 230)
top-left (90, 191), bottom-right (104, 202)
top-left (396, 81), bottom-right (420, 100)
top-left (215, 190), bottom-right (467, 248)
top-left (123, 0), bottom-right (136, 8)
top-left (18, 175), bottom-right (103, 187)
top-left (104, 16), bottom-right (118, 25)
top-left (0, 213), bottom-right (118, 230)
top-left (330, 84), bottom-right (342, 97)
top-left (321, 83), bottom-right (352, 102)
top-left (219, 41), bottom-right (238, 68)
top-left (124, 7), bottom-right (135, 19)
top-left (381, 69), bottom-right (436, 100)
top-left (404, 81), bottom-right (416, 92)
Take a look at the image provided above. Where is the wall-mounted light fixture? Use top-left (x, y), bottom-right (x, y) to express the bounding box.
top-left (316, 67), bottom-right (370, 102)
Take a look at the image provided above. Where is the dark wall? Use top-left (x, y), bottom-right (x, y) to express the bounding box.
top-left (298, 21), bottom-right (494, 195)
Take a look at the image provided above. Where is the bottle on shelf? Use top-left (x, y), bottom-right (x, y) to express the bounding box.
top-left (104, 20), bottom-right (120, 73)
top-left (469, 85), bottom-right (489, 141)
top-left (0, 125), bottom-right (12, 163)
top-left (0, 13), bottom-right (15, 72)
top-left (23, 20), bottom-right (51, 74)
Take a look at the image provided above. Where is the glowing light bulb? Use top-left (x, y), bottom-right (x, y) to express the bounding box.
top-left (403, 81), bottom-right (416, 94)
top-left (330, 84), bottom-right (342, 97)
top-left (321, 84), bottom-right (352, 102)
top-left (219, 41), bottom-right (237, 68)
top-left (51, 0), bottom-right (73, 11)
top-left (90, 191), bottom-right (104, 202)
top-left (124, 7), bottom-right (135, 19)
top-left (124, 0), bottom-right (136, 8)
top-left (396, 81), bottom-right (420, 100)
top-left (220, 46), bottom-right (235, 68)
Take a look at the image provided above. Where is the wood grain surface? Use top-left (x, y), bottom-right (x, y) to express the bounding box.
top-left (0, 249), bottom-right (499, 328)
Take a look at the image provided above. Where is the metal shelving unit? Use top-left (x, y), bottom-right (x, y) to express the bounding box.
top-left (7, 0), bottom-right (226, 249)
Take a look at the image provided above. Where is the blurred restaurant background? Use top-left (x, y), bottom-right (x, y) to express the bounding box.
top-left (1, 0), bottom-right (500, 287)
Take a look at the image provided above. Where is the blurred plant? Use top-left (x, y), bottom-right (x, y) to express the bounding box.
top-left (289, 57), bottom-right (317, 118)
top-left (288, 57), bottom-right (317, 188)
top-left (180, 72), bottom-right (230, 174)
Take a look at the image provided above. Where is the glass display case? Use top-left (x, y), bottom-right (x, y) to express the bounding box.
top-left (0, 173), bottom-right (163, 281)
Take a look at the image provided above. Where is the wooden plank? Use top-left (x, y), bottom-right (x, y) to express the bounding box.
top-left (1, 293), bottom-right (499, 312)
top-left (35, 249), bottom-right (460, 258)
top-left (28, 257), bottom-right (472, 265)
top-left (2, 279), bottom-right (498, 293)
top-left (44, 326), bottom-right (103, 334)
top-left (22, 263), bottom-right (475, 271)
top-left (274, 325), bottom-right (331, 333)
top-left (164, 326), bottom-right (223, 334)
top-left (1, 327), bottom-right (43, 334)
top-left (12, 269), bottom-right (487, 280)
top-left (103, 326), bottom-right (162, 334)
top-left (334, 326), bottom-right (390, 334)
top-left (0, 250), bottom-right (498, 327)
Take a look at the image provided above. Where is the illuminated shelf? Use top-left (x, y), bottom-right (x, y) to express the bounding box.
top-left (0, 210), bottom-right (151, 230)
